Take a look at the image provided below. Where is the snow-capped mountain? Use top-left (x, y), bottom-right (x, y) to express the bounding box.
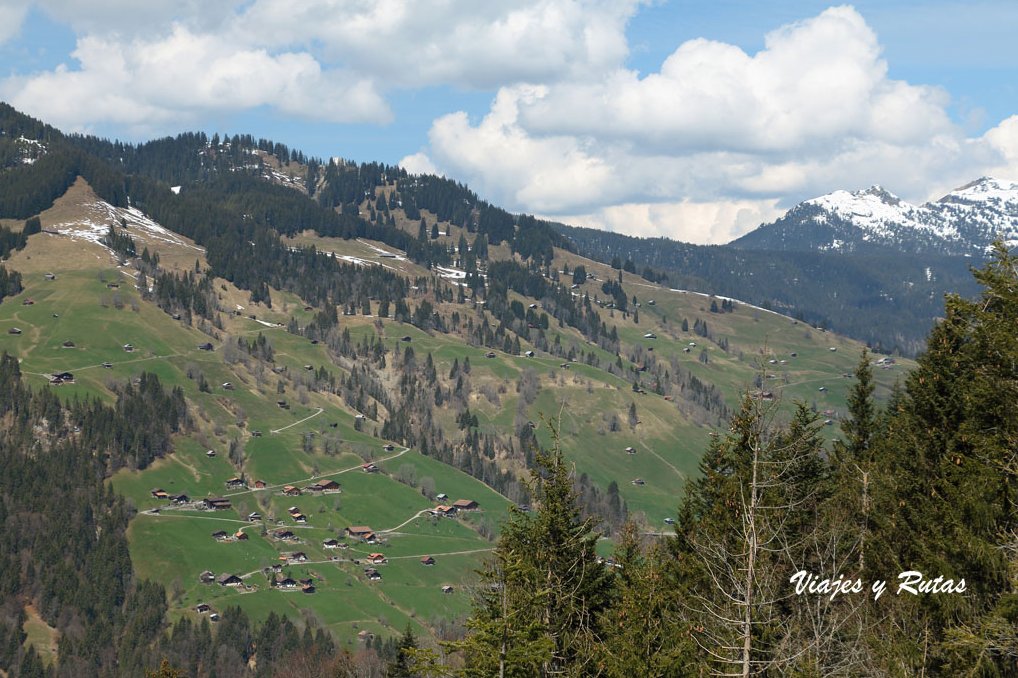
top-left (731, 177), bottom-right (1018, 256)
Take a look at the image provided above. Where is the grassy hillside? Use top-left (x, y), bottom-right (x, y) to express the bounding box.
top-left (0, 179), bottom-right (908, 648)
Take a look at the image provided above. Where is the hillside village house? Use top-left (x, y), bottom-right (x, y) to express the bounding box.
top-left (367, 553), bottom-right (387, 565)
top-left (203, 497), bottom-right (232, 510)
top-left (346, 526), bottom-right (376, 542)
top-left (218, 574), bottom-right (243, 587)
top-left (420, 555), bottom-right (436, 566)
top-left (306, 479), bottom-right (341, 493)
top-left (452, 499), bottom-right (479, 511)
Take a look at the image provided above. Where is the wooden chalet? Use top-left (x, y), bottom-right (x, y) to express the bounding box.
top-left (420, 555), bottom-right (436, 566)
top-left (7, 327), bottom-right (21, 335)
top-left (307, 479), bottom-right (340, 493)
top-left (301, 584), bottom-right (316, 594)
top-left (273, 530), bottom-right (296, 541)
top-left (197, 342), bottom-right (214, 351)
top-left (206, 449), bottom-right (216, 457)
top-left (361, 463), bottom-right (379, 473)
top-left (195, 603), bottom-right (212, 614)
top-left (234, 530), bottom-right (248, 541)
top-left (225, 477), bottom-right (245, 489)
top-left (170, 494), bottom-right (190, 504)
top-left (322, 539), bottom-right (340, 549)
top-left (247, 512), bottom-right (262, 522)
top-left (278, 577), bottom-right (298, 589)
top-left (452, 499), bottom-right (478, 511)
top-left (367, 553), bottom-right (387, 565)
top-left (218, 574), bottom-right (243, 587)
top-left (253, 480), bottom-right (267, 489)
top-left (441, 585), bottom-right (454, 594)
top-left (150, 488), bottom-right (169, 499)
top-left (282, 485), bottom-right (301, 496)
top-left (198, 571), bottom-right (215, 584)
top-left (211, 530), bottom-right (229, 541)
top-left (364, 568), bottom-right (382, 581)
top-left (431, 505), bottom-right (457, 517)
top-left (203, 497), bottom-right (232, 510)
top-left (346, 526), bottom-right (375, 542)
top-left (289, 552), bottom-right (308, 563)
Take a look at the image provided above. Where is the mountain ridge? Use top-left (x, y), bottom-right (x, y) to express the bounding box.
top-left (731, 176), bottom-right (1018, 255)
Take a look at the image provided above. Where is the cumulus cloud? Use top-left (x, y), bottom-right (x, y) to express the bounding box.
top-left (2, 0), bottom-right (641, 138)
top-left (560, 199), bottom-right (784, 245)
top-left (411, 6), bottom-right (1018, 242)
top-left (233, 0), bottom-right (639, 88)
top-left (2, 25), bottom-right (390, 134)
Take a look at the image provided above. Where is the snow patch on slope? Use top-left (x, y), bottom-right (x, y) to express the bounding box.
top-left (51, 199), bottom-right (203, 253)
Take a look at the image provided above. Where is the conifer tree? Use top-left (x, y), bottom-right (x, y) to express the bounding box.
top-left (455, 426), bottom-right (612, 676)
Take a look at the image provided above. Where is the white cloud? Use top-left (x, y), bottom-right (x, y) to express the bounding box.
top-left (0, 1), bottom-right (30, 44)
top-left (2, 0), bottom-right (640, 138)
top-left (398, 151), bottom-right (441, 177)
top-left (2, 25), bottom-right (390, 134)
top-left (557, 199), bottom-right (784, 245)
top-left (411, 6), bottom-right (1018, 243)
top-left (983, 115), bottom-right (1018, 178)
top-left (234, 0), bottom-right (640, 88)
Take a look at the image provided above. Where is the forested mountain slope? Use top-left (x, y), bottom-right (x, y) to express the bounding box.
top-left (0, 103), bottom-right (1010, 676)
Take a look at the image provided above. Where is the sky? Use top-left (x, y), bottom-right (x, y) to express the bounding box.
top-left (2, 1), bottom-right (1017, 244)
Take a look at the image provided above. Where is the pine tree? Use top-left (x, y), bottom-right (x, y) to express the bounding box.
top-left (456, 426), bottom-right (613, 676)
top-left (388, 623), bottom-right (418, 677)
top-left (868, 243), bottom-right (1018, 674)
top-left (596, 523), bottom-right (691, 676)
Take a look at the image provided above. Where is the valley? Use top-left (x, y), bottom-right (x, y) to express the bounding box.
top-left (0, 169), bottom-right (906, 651)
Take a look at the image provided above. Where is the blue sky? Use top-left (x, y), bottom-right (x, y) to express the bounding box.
top-left (1, 1), bottom-right (1016, 243)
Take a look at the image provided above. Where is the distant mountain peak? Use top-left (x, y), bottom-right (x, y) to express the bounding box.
top-left (733, 177), bottom-right (1018, 255)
